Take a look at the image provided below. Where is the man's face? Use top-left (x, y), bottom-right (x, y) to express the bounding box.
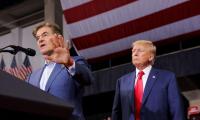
top-left (132, 43), bottom-right (153, 69)
top-left (35, 26), bottom-right (57, 56)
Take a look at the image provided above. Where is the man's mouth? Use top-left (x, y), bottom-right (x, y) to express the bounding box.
top-left (40, 44), bottom-right (45, 48)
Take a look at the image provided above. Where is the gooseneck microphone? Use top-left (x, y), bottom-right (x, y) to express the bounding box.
top-left (0, 49), bottom-right (17, 54)
top-left (8, 45), bottom-right (36, 56)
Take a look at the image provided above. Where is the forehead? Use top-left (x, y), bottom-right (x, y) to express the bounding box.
top-left (36, 26), bottom-right (52, 35)
top-left (132, 43), bottom-right (153, 53)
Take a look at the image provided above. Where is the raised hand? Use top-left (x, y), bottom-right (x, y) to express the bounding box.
top-left (44, 35), bottom-right (74, 67)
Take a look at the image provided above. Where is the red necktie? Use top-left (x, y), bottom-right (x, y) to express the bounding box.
top-left (134, 71), bottom-right (144, 120)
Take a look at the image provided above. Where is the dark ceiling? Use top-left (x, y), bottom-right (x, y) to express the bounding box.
top-left (0, 0), bottom-right (44, 36)
top-left (0, 0), bottom-right (25, 10)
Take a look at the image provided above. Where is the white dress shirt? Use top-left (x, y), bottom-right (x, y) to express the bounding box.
top-left (135, 65), bottom-right (152, 91)
top-left (40, 62), bottom-right (56, 90)
top-left (39, 61), bottom-right (76, 91)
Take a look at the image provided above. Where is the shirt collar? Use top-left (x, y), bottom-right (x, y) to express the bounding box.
top-left (136, 65), bottom-right (152, 76)
top-left (44, 60), bottom-right (56, 66)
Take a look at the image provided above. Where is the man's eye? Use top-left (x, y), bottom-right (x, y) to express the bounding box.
top-left (43, 33), bottom-right (48, 37)
top-left (35, 36), bottom-right (39, 41)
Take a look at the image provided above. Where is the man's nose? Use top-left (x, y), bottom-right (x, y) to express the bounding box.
top-left (38, 38), bottom-right (44, 43)
top-left (132, 51), bottom-right (138, 56)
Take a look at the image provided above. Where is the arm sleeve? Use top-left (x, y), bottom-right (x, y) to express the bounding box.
top-left (112, 79), bottom-right (122, 120)
top-left (71, 56), bottom-right (94, 86)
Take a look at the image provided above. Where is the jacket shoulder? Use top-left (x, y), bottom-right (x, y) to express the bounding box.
top-left (153, 68), bottom-right (175, 75)
top-left (118, 72), bottom-right (134, 82)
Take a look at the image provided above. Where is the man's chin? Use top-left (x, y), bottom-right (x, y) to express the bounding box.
top-left (133, 63), bottom-right (142, 67)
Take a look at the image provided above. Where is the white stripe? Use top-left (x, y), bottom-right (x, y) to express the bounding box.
top-left (66, 0), bottom-right (188, 38)
top-left (60, 0), bottom-right (91, 10)
top-left (78, 15), bottom-right (200, 59)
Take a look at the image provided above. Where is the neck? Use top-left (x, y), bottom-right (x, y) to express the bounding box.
top-left (136, 64), bottom-right (150, 70)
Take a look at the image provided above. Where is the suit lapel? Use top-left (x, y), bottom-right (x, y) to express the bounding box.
top-left (142, 68), bottom-right (158, 104)
top-left (128, 72), bottom-right (136, 109)
top-left (44, 64), bottom-right (64, 92)
top-left (30, 66), bottom-right (46, 88)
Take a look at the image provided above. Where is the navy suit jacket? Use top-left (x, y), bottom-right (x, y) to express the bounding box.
top-left (27, 56), bottom-right (93, 120)
top-left (112, 67), bottom-right (186, 120)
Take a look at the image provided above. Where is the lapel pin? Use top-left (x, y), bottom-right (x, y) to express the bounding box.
top-left (152, 76), bottom-right (156, 79)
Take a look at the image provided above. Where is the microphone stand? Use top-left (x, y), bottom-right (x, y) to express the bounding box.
top-left (0, 45), bottom-right (17, 55)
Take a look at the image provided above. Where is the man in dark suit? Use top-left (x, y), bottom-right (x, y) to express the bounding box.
top-left (26, 22), bottom-right (93, 120)
top-left (112, 40), bottom-right (186, 120)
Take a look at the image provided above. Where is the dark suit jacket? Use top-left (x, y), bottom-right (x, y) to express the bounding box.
top-left (27, 56), bottom-right (93, 120)
top-left (112, 67), bottom-right (186, 120)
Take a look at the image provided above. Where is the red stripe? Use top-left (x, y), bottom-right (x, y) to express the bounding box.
top-left (19, 67), bottom-right (27, 76)
top-left (12, 68), bottom-right (19, 78)
top-left (88, 29), bottom-right (200, 63)
top-left (27, 67), bottom-right (32, 73)
top-left (73, 0), bottom-right (200, 50)
top-left (21, 65), bottom-right (32, 74)
top-left (64, 0), bottom-right (136, 24)
top-left (21, 65), bottom-right (28, 73)
top-left (18, 69), bottom-right (26, 80)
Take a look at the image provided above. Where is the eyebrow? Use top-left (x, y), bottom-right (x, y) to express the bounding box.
top-left (36, 32), bottom-right (48, 38)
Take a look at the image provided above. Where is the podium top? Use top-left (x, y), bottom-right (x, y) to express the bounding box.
top-left (0, 70), bottom-right (73, 119)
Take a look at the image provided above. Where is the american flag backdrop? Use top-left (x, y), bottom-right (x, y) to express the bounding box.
top-left (20, 55), bottom-right (32, 76)
top-left (6, 55), bottom-right (32, 80)
top-left (60, 0), bottom-right (200, 62)
top-left (7, 56), bottom-right (22, 79)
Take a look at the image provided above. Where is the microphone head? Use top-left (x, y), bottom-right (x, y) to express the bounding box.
top-left (26, 48), bottom-right (36, 56)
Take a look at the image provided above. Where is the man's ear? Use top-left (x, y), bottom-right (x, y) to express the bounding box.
top-left (149, 55), bottom-right (154, 61)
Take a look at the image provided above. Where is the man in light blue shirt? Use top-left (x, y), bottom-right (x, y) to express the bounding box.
top-left (27, 22), bottom-right (93, 120)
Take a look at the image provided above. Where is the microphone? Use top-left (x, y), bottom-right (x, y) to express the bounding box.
top-left (9, 45), bottom-right (36, 56)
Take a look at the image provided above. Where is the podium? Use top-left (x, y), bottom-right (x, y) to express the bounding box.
top-left (0, 70), bottom-right (73, 120)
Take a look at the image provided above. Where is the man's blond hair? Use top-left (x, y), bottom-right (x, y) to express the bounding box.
top-left (132, 40), bottom-right (156, 64)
